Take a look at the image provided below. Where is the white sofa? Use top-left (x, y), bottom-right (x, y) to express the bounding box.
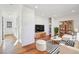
top-left (59, 44), bottom-right (79, 54)
top-left (61, 34), bottom-right (79, 47)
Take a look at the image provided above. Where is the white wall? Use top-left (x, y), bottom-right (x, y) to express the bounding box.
top-left (0, 5), bottom-right (20, 38)
top-left (0, 5), bottom-right (20, 47)
top-left (51, 17), bottom-right (55, 36)
top-left (35, 16), bottom-right (49, 35)
top-left (21, 6), bottom-right (35, 46)
top-left (0, 5), bottom-right (35, 46)
top-left (0, 17), bottom-right (2, 46)
top-left (72, 16), bottom-right (79, 31)
top-left (51, 17), bottom-right (60, 36)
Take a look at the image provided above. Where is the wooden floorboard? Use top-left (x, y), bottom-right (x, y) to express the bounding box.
top-left (16, 43), bottom-right (48, 54)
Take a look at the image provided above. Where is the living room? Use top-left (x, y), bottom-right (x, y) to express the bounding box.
top-left (20, 4), bottom-right (79, 54)
top-left (0, 4), bottom-right (79, 54)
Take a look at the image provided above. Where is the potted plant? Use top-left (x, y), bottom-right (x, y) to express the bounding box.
top-left (54, 27), bottom-right (59, 38)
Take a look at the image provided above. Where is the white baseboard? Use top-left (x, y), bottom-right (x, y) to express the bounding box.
top-left (22, 40), bottom-right (35, 47)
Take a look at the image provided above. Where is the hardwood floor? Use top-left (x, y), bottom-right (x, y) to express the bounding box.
top-left (16, 43), bottom-right (48, 54)
top-left (17, 35), bottom-right (50, 54)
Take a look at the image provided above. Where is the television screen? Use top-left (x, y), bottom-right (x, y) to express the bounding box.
top-left (35, 25), bottom-right (44, 32)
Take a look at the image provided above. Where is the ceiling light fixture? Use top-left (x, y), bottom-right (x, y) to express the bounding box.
top-left (72, 10), bottom-right (76, 13)
top-left (35, 6), bottom-right (38, 9)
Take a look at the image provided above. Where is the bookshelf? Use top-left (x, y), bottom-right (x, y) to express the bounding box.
top-left (59, 20), bottom-right (74, 37)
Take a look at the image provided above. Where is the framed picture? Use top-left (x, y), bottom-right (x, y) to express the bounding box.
top-left (7, 21), bottom-right (12, 28)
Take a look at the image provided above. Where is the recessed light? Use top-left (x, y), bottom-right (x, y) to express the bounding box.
top-left (35, 6), bottom-right (38, 9)
top-left (72, 10), bottom-right (76, 13)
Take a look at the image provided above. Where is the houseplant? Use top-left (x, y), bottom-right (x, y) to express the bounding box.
top-left (54, 27), bottom-right (59, 38)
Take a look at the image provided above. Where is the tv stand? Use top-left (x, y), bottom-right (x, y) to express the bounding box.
top-left (35, 32), bottom-right (46, 39)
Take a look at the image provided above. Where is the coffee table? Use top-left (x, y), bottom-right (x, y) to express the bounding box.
top-left (51, 37), bottom-right (62, 44)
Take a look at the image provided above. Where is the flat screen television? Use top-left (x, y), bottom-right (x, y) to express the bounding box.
top-left (35, 25), bottom-right (44, 32)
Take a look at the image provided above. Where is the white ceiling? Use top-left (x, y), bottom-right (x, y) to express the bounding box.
top-left (25, 4), bottom-right (79, 19)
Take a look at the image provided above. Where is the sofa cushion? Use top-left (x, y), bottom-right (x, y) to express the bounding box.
top-left (60, 40), bottom-right (75, 47)
top-left (65, 40), bottom-right (75, 47)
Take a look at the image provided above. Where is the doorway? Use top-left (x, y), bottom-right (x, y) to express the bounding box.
top-left (0, 16), bottom-right (18, 53)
